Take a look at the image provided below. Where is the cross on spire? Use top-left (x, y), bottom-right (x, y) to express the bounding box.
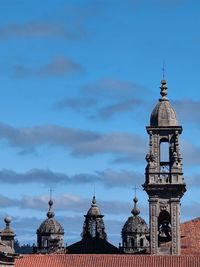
top-left (132, 185), bottom-right (139, 197)
top-left (93, 183), bottom-right (96, 197)
top-left (49, 187), bottom-right (54, 201)
top-left (162, 61), bottom-right (166, 80)
top-left (131, 185), bottom-right (140, 216)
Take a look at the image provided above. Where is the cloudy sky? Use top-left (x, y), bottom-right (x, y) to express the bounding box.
top-left (0, 0), bottom-right (200, 246)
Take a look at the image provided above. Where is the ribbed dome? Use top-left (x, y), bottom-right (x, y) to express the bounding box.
top-left (122, 196), bottom-right (148, 234)
top-left (150, 80), bottom-right (178, 127)
top-left (37, 199), bottom-right (64, 234)
top-left (87, 196), bottom-right (101, 216)
top-left (122, 216), bottom-right (148, 234)
top-left (37, 217), bottom-right (64, 234)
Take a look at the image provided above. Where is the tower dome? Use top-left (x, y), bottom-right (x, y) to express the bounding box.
top-left (121, 197), bottom-right (149, 254)
top-left (87, 196), bottom-right (101, 216)
top-left (37, 200), bottom-right (64, 235)
top-left (150, 80), bottom-right (178, 127)
top-left (36, 199), bottom-right (64, 253)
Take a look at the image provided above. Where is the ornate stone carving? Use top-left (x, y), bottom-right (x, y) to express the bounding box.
top-left (159, 201), bottom-right (167, 211)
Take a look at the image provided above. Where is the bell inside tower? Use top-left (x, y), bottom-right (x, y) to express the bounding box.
top-left (158, 210), bottom-right (171, 244)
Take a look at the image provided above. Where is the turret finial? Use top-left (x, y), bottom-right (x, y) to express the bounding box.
top-left (4, 216), bottom-right (12, 229)
top-left (92, 195), bottom-right (97, 206)
top-left (131, 186), bottom-right (140, 216)
top-left (47, 188), bottom-right (55, 218)
top-left (131, 196), bottom-right (140, 216)
top-left (160, 62), bottom-right (168, 101)
top-left (160, 79), bottom-right (168, 101)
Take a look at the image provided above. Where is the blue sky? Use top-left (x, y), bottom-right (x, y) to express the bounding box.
top-left (0, 0), bottom-right (200, 246)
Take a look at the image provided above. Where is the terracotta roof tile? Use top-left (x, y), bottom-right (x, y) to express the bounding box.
top-left (15, 254), bottom-right (200, 267)
top-left (14, 217), bottom-right (200, 266)
top-left (181, 217), bottom-right (200, 255)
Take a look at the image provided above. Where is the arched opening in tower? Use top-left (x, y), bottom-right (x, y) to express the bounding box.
top-left (158, 210), bottom-right (171, 245)
top-left (159, 138), bottom-right (170, 174)
top-left (90, 219), bottom-right (97, 238)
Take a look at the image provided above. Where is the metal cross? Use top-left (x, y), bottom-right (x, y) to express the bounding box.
top-left (162, 61), bottom-right (166, 79)
top-left (132, 185), bottom-right (139, 197)
top-left (49, 187), bottom-right (55, 200)
top-left (93, 183), bottom-right (96, 197)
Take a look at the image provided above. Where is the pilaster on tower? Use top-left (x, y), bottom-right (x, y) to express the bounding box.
top-left (143, 79), bottom-right (186, 255)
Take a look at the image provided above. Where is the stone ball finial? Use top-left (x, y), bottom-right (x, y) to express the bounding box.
top-left (46, 199), bottom-right (55, 218)
top-left (160, 79), bottom-right (168, 100)
top-left (131, 197), bottom-right (140, 216)
top-left (4, 216), bottom-right (11, 225)
top-left (47, 210), bottom-right (55, 219)
top-left (49, 199), bottom-right (53, 206)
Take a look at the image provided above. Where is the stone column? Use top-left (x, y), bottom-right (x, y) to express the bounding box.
top-left (149, 198), bottom-right (158, 254)
top-left (171, 199), bottom-right (180, 255)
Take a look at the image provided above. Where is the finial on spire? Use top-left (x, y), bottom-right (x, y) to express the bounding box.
top-left (92, 195), bottom-right (97, 206)
top-left (47, 188), bottom-right (55, 219)
top-left (131, 196), bottom-right (140, 216)
top-left (131, 186), bottom-right (140, 216)
top-left (159, 61), bottom-right (168, 101)
top-left (159, 79), bottom-right (168, 101)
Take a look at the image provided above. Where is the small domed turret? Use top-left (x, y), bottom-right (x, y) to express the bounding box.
top-left (121, 196), bottom-right (149, 254)
top-left (36, 197), bottom-right (64, 253)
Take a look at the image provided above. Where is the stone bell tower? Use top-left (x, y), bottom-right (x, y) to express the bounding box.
top-left (143, 79), bottom-right (186, 255)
